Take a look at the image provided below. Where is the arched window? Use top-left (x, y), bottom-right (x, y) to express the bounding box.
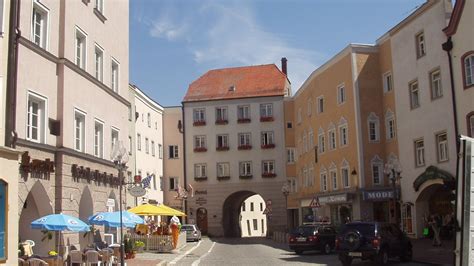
top-left (462, 51), bottom-right (474, 88)
top-left (367, 112), bottom-right (380, 142)
top-left (341, 159), bottom-right (350, 188)
top-left (385, 109), bottom-right (396, 140)
top-left (328, 122), bottom-right (336, 150)
top-left (318, 127), bottom-right (325, 154)
top-left (329, 162), bottom-right (337, 190)
top-left (370, 155), bottom-right (384, 185)
top-left (320, 166), bottom-right (328, 192)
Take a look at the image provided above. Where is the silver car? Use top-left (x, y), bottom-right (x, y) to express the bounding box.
top-left (181, 224), bottom-right (202, 242)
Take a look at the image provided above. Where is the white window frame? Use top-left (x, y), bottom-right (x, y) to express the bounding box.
top-left (409, 80), bottom-right (420, 109)
top-left (341, 160), bottom-right (350, 188)
top-left (329, 167), bottom-right (337, 190)
top-left (385, 110), bottom-right (396, 140)
top-left (111, 58), bottom-right (120, 93)
top-left (318, 128), bottom-right (325, 154)
top-left (215, 106), bottom-right (228, 122)
top-left (75, 26), bottom-right (87, 70)
top-left (383, 72), bottom-right (393, 93)
top-left (416, 31), bottom-right (426, 58)
top-left (95, 0), bottom-right (104, 14)
top-left (287, 148), bottom-right (295, 164)
top-left (320, 170), bottom-right (328, 192)
top-left (194, 164), bottom-right (207, 178)
top-left (260, 103), bottom-right (273, 118)
top-left (145, 137), bottom-right (149, 154)
top-left (194, 135), bottom-right (206, 149)
top-left (261, 131), bottom-right (274, 146)
top-left (337, 84), bottom-right (346, 104)
top-left (238, 133), bottom-right (251, 146)
top-left (217, 162), bottom-right (230, 178)
top-left (371, 155), bottom-right (384, 185)
top-left (430, 68), bottom-right (443, 99)
top-left (239, 161), bottom-right (252, 176)
top-left (147, 113), bottom-right (151, 127)
top-left (169, 145), bottom-right (179, 159)
top-left (217, 134), bottom-right (229, 148)
top-left (317, 96), bottom-right (324, 114)
top-left (158, 144), bottom-right (163, 159)
top-left (26, 91), bottom-right (47, 144)
top-left (74, 108), bottom-right (86, 152)
top-left (436, 132), bottom-right (449, 162)
top-left (328, 127), bottom-right (336, 150)
top-left (94, 119), bottom-right (104, 158)
top-left (169, 177), bottom-right (177, 191)
top-left (193, 108), bottom-right (206, 122)
top-left (308, 128), bottom-right (314, 149)
top-left (415, 139), bottom-right (425, 167)
top-left (262, 160), bottom-right (275, 174)
top-left (111, 127), bottom-right (119, 155)
top-left (465, 55), bottom-right (474, 86)
top-left (137, 133), bottom-right (141, 151)
top-left (339, 118), bottom-right (348, 147)
top-left (32, 0), bottom-right (49, 49)
top-left (367, 112), bottom-right (380, 142)
top-left (237, 105), bottom-right (250, 120)
top-left (94, 44), bottom-right (104, 82)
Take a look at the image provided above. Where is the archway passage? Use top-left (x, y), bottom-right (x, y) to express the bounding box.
top-left (417, 184), bottom-right (453, 216)
top-left (79, 186), bottom-right (93, 249)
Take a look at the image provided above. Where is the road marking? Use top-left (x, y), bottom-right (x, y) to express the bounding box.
top-left (191, 241), bottom-right (216, 266)
top-left (169, 240), bottom-right (202, 265)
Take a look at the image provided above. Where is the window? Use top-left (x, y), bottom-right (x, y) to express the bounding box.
top-left (297, 108), bottom-right (302, 124)
top-left (302, 132), bottom-right (307, 153)
top-left (436, 132), bottom-right (448, 162)
top-left (237, 105), bottom-right (250, 120)
top-left (337, 85), bottom-right (346, 104)
top-left (151, 140), bottom-right (155, 156)
top-left (464, 54), bottom-right (474, 87)
top-left (169, 145), bottom-right (179, 158)
top-left (409, 81), bottom-right (420, 109)
top-left (238, 133), bottom-right (251, 147)
top-left (320, 171), bottom-right (328, 192)
top-left (95, 0), bottom-right (104, 13)
top-left (216, 134), bottom-right (229, 149)
top-left (137, 134), bottom-right (141, 151)
top-left (111, 59), bottom-right (119, 92)
top-left (261, 131), bottom-right (274, 146)
top-left (0, 180), bottom-right (6, 260)
top-left (385, 110), bottom-right (396, 140)
top-left (242, 202), bottom-right (246, 212)
top-left (32, 1), bottom-right (49, 49)
top-left (328, 128), bottom-right (336, 150)
top-left (402, 204), bottom-right (414, 234)
top-left (158, 144), bottom-right (163, 158)
top-left (128, 136), bottom-right (132, 155)
top-left (341, 167), bottom-right (350, 188)
top-left (416, 31), bottom-right (426, 58)
top-left (26, 92), bottom-right (46, 143)
top-left (250, 202), bottom-right (254, 212)
top-left (75, 27), bottom-right (87, 69)
top-left (169, 177), bottom-right (177, 191)
top-left (193, 108), bottom-right (206, 124)
top-left (145, 138), bottom-right (149, 154)
top-left (307, 99), bottom-right (312, 116)
top-left (74, 110), bottom-right (86, 152)
top-left (317, 96), bottom-right (324, 113)
top-left (430, 69), bottom-right (442, 99)
top-left (383, 72), bottom-right (393, 93)
top-left (217, 162), bottom-right (230, 178)
top-left (94, 120), bottom-right (104, 158)
top-left (253, 219), bottom-right (258, 230)
top-left (414, 139), bottom-right (425, 167)
top-left (308, 129), bottom-right (314, 149)
top-left (194, 135), bottom-right (206, 150)
top-left (260, 103), bottom-right (273, 118)
top-left (194, 164), bottom-right (207, 178)
top-left (339, 125), bottom-right (348, 146)
top-left (308, 167), bottom-right (314, 187)
top-left (287, 122), bottom-right (293, 129)
top-left (260, 202), bottom-right (263, 212)
top-left (94, 45), bottom-right (104, 82)
top-left (318, 130), bottom-right (325, 154)
top-left (330, 169), bottom-right (337, 190)
top-left (287, 148), bottom-right (295, 164)
top-left (239, 161), bottom-right (252, 177)
top-left (371, 156), bottom-right (383, 185)
top-left (367, 112), bottom-right (380, 142)
top-left (262, 160), bottom-right (275, 175)
top-left (147, 113), bottom-right (151, 127)
top-left (215, 107), bottom-right (228, 123)
top-left (159, 176), bottom-right (163, 191)
top-left (468, 113), bottom-right (474, 137)
top-left (111, 128), bottom-right (119, 154)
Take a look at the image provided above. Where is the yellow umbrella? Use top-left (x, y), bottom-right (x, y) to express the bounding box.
top-left (128, 203), bottom-right (186, 216)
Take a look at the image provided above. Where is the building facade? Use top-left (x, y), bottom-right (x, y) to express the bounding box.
top-left (240, 195), bottom-right (267, 237)
top-left (131, 84), bottom-right (164, 206)
top-left (183, 64), bottom-right (291, 237)
top-left (14, 0), bottom-right (130, 255)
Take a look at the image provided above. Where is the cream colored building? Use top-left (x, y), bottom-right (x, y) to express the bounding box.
top-left (240, 195), bottom-right (267, 237)
top-left (12, 0), bottom-right (130, 255)
top-left (131, 84), bottom-right (164, 206)
top-left (163, 106), bottom-right (185, 212)
top-left (183, 63), bottom-right (291, 237)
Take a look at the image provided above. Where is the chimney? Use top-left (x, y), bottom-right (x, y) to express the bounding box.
top-left (281, 57), bottom-right (288, 76)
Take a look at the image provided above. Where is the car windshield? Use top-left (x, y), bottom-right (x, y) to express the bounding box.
top-left (181, 225), bottom-right (194, 231)
top-left (293, 226), bottom-right (317, 235)
top-left (340, 223), bottom-right (375, 236)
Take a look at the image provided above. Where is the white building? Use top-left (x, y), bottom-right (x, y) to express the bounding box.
top-left (240, 195), bottom-right (267, 237)
top-left (131, 84), bottom-right (164, 205)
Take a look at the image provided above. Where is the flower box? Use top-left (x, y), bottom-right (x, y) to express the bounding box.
top-left (237, 118), bottom-right (251, 124)
top-left (194, 176), bottom-right (208, 181)
top-left (215, 119), bottom-right (228, 125)
top-left (217, 176), bottom-right (230, 181)
top-left (194, 147), bottom-right (207, 152)
top-left (262, 173), bottom-right (277, 178)
top-left (193, 121), bottom-right (206, 126)
top-left (238, 145), bottom-right (252, 150)
top-left (216, 146), bottom-right (230, 151)
top-left (239, 175), bottom-right (253, 179)
top-left (261, 144), bottom-right (275, 149)
top-left (260, 116), bottom-right (274, 122)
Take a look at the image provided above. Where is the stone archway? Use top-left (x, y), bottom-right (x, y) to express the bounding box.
top-left (79, 186), bottom-right (93, 249)
top-left (19, 181), bottom-right (54, 255)
top-left (222, 191), bottom-right (262, 237)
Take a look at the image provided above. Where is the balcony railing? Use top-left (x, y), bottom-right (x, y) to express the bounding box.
top-left (193, 120), bottom-right (206, 126)
top-left (238, 145), bottom-right (252, 150)
top-left (261, 143), bottom-right (275, 149)
top-left (260, 116), bottom-right (274, 122)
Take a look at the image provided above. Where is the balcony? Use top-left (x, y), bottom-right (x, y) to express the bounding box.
top-left (260, 116), bottom-right (274, 122)
top-left (261, 143), bottom-right (275, 149)
top-left (237, 118), bottom-right (251, 124)
top-left (194, 176), bottom-right (207, 181)
top-left (239, 175), bottom-right (253, 179)
top-left (238, 145), bottom-right (252, 150)
top-left (193, 120), bottom-right (206, 126)
top-left (217, 175), bottom-right (231, 181)
top-left (216, 146), bottom-right (230, 151)
top-left (194, 147), bottom-right (207, 152)
top-left (262, 172), bottom-right (277, 178)
top-left (215, 119), bottom-right (228, 125)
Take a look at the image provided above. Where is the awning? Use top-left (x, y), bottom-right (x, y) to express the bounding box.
top-left (413, 165), bottom-right (455, 192)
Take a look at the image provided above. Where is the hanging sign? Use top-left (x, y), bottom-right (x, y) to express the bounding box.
top-left (128, 186), bottom-right (146, 197)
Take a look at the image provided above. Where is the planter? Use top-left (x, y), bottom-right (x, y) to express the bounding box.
top-left (136, 246), bottom-right (144, 253)
top-left (238, 145), bottom-right (252, 150)
top-left (193, 121), bottom-right (206, 126)
top-left (194, 147), bottom-right (207, 152)
top-left (217, 176), bottom-right (231, 181)
top-left (194, 176), bottom-right (208, 181)
top-left (215, 120), bottom-right (228, 125)
top-left (237, 118), bottom-right (251, 123)
top-left (239, 175), bottom-right (253, 179)
top-left (262, 173), bottom-right (277, 178)
top-left (216, 147), bottom-right (230, 151)
top-left (260, 116), bottom-right (274, 122)
top-left (261, 144), bottom-right (275, 149)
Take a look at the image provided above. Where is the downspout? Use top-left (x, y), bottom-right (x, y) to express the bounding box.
top-left (180, 105), bottom-right (187, 223)
top-left (441, 36), bottom-right (460, 266)
top-left (5, 0), bottom-right (21, 148)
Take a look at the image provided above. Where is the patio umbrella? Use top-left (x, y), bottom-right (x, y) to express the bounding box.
top-left (128, 203), bottom-right (186, 216)
top-left (88, 211), bottom-right (145, 228)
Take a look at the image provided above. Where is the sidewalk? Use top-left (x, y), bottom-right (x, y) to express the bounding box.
top-left (126, 258), bottom-right (162, 266)
top-left (412, 238), bottom-right (454, 265)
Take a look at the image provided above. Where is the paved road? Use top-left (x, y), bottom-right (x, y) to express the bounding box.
top-left (134, 237), bottom-right (429, 266)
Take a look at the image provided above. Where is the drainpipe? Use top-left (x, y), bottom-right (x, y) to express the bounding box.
top-left (180, 105), bottom-right (187, 223)
top-left (441, 36), bottom-right (460, 266)
top-left (5, 0), bottom-right (21, 148)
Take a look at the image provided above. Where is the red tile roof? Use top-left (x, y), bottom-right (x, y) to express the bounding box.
top-left (183, 64), bottom-right (288, 102)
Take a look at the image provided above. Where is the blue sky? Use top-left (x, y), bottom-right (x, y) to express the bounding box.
top-left (130, 0), bottom-right (426, 107)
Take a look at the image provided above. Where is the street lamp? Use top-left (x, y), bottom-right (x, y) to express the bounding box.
top-left (384, 157), bottom-right (402, 226)
top-left (111, 141), bottom-right (129, 266)
top-left (281, 182), bottom-right (290, 232)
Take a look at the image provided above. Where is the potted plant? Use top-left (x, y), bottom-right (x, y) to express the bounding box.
top-left (123, 237), bottom-right (135, 259)
top-left (134, 241), bottom-right (145, 253)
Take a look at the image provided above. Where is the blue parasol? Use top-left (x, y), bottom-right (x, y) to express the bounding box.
top-left (31, 213), bottom-right (90, 232)
top-left (88, 211), bottom-right (144, 228)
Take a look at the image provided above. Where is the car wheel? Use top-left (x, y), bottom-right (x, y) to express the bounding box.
top-left (375, 249), bottom-right (389, 265)
top-left (321, 242), bottom-right (331, 254)
top-left (339, 255), bottom-right (352, 266)
top-left (401, 246), bottom-right (413, 262)
top-left (295, 250), bottom-right (303, 255)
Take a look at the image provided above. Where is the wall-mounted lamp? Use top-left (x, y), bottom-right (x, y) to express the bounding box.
top-left (177, 120), bottom-right (183, 134)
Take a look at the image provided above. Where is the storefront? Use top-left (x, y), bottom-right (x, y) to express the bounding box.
top-left (300, 193), bottom-right (354, 226)
top-left (362, 188), bottom-right (397, 223)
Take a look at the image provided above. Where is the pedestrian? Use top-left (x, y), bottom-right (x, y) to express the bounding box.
top-left (429, 215), bottom-right (442, 246)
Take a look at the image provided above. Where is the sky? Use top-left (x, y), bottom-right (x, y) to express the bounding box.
top-left (130, 0), bottom-right (426, 107)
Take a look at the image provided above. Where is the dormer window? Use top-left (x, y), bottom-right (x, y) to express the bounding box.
top-left (229, 85), bottom-right (236, 92)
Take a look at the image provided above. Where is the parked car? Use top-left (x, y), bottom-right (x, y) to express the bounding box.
top-left (288, 224), bottom-right (337, 255)
top-left (335, 222), bottom-right (412, 265)
top-left (181, 224), bottom-right (202, 242)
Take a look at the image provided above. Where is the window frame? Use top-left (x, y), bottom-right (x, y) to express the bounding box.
top-left (337, 84), bottom-right (346, 104)
top-left (317, 96), bottom-right (324, 114)
top-left (260, 103), bottom-right (273, 118)
top-left (73, 108), bottom-right (86, 152)
top-left (261, 131), bottom-right (275, 146)
top-left (415, 31), bottom-right (426, 58)
top-left (75, 26), bottom-right (87, 70)
top-left (239, 161), bottom-right (252, 177)
top-left (169, 145), bottom-right (179, 159)
top-left (32, 0), bottom-right (50, 50)
top-left (341, 161), bottom-right (350, 188)
top-left (94, 43), bottom-right (104, 82)
top-left (367, 112), bottom-right (380, 142)
top-left (194, 135), bottom-right (207, 149)
top-left (151, 140), bottom-right (155, 157)
top-left (371, 156), bottom-right (384, 185)
top-left (414, 138), bottom-right (425, 167)
top-left (93, 119), bottom-right (104, 158)
top-left (409, 80), bottom-right (420, 109)
top-left (436, 132), bottom-right (449, 163)
top-left (262, 160), bottom-right (275, 174)
top-left (216, 134), bottom-right (229, 149)
top-left (238, 132), bottom-right (251, 147)
top-left (429, 68), bottom-right (443, 100)
top-left (385, 110), bottom-right (396, 140)
top-left (26, 91), bottom-right (47, 143)
top-left (111, 58), bottom-right (120, 93)
top-left (286, 148), bottom-right (295, 164)
top-left (320, 170), bottom-right (328, 192)
top-left (383, 71), bottom-right (393, 93)
top-left (330, 168), bottom-right (337, 190)
top-left (194, 163), bottom-right (207, 178)
top-left (216, 162), bottom-right (230, 178)
top-left (237, 105), bottom-right (250, 120)
top-left (137, 133), bottom-right (141, 151)
top-left (461, 51), bottom-right (474, 89)
top-left (318, 130), bottom-right (326, 154)
top-left (111, 127), bottom-right (119, 155)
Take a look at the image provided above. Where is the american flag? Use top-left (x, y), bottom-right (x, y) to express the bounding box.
top-left (142, 175), bottom-right (153, 188)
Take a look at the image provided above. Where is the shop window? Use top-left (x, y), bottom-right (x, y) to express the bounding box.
top-left (402, 203), bottom-right (414, 234)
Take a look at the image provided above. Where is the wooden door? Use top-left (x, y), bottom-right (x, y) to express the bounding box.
top-left (196, 208), bottom-right (208, 235)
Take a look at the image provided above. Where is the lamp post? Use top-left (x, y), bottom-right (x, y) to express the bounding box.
top-left (384, 158), bottom-right (402, 226)
top-left (281, 182), bottom-right (290, 232)
top-left (111, 141), bottom-right (129, 266)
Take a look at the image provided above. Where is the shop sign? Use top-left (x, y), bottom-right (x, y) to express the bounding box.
top-left (71, 164), bottom-right (121, 187)
top-left (196, 197), bottom-right (207, 205)
top-left (106, 199), bottom-right (115, 207)
top-left (318, 194), bottom-right (348, 204)
top-left (195, 190), bottom-right (207, 195)
top-left (20, 152), bottom-right (55, 178)
top-left (128, 186), bottom-right (146, 197)
top-left (363, 190), bottom-right (394, 201)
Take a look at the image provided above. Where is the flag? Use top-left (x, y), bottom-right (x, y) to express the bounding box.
top-left (188, 184), bottom-right (194, 198)
top-left (142, 175), bottom-right (152, 188)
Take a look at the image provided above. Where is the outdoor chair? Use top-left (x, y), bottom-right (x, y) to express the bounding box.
top-left (69, 250), bottom-right (84, 266)
top-left (99, 248), bottom-right (114, 266)
top-left (27, 258), bottom-right (49, 266)
top-left (84, 250), bottom-right (102, 266)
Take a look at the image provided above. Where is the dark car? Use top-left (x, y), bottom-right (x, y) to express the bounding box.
top-left (335, 222), bottom-right (412, 265)
top-left (288, 224), bottom-right (337, 255)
